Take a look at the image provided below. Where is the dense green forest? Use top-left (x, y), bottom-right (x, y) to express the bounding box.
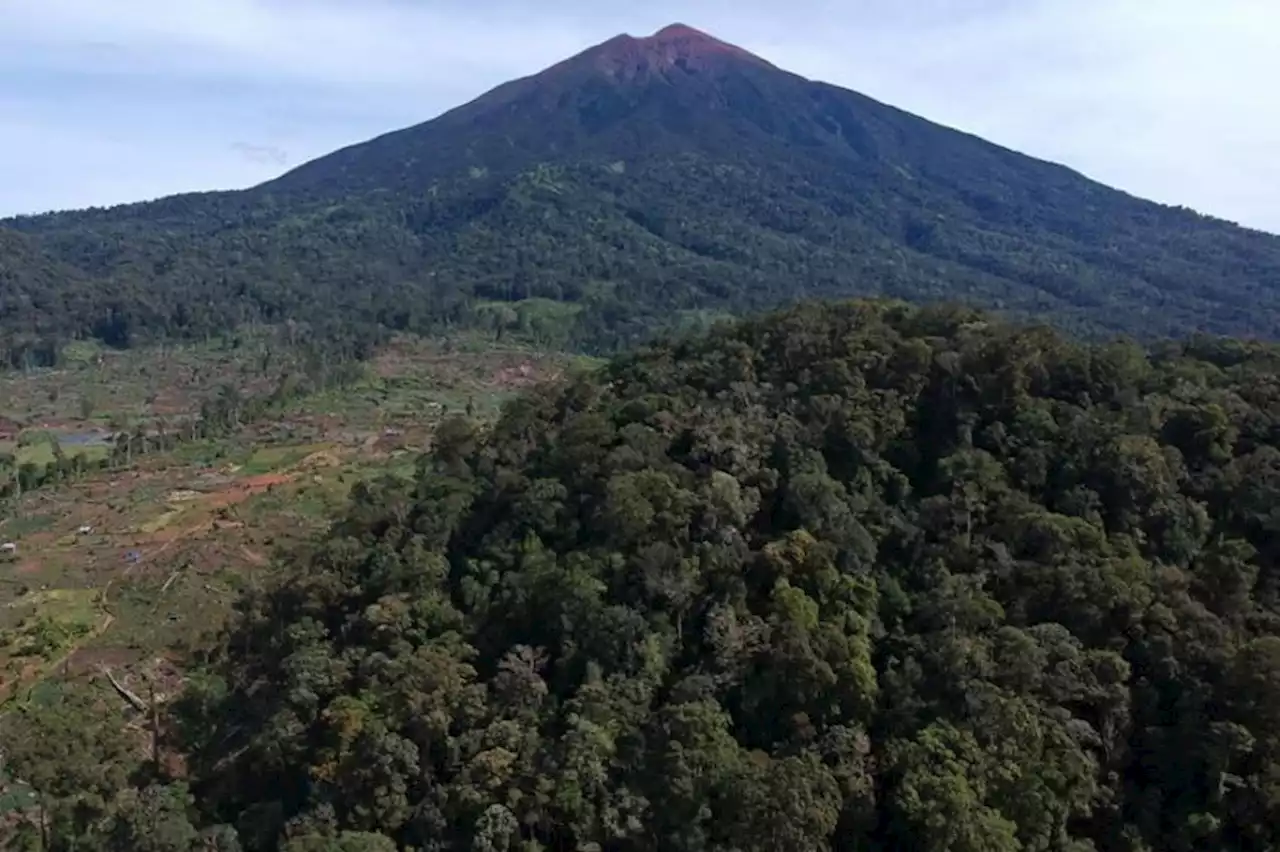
top-left (11, 300), bottom-right (1280, 850)
top-left (5, 25), bottom-right (1280, 367)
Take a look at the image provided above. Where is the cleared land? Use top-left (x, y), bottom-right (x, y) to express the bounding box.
top-left (0, 333), bottom-right (592, 704)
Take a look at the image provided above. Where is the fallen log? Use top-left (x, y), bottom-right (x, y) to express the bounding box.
top-left (101, 667), bottom-right (148, 713)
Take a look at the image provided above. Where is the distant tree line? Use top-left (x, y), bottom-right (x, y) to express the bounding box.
top-left (0, 342), bottom-right (367, 507)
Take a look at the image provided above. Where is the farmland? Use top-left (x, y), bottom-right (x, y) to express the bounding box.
top-left (0, 332), bottom-right (593, 706)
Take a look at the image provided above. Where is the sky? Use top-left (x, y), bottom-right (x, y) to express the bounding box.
top-left (1, 0), bottom-right (1276, 233)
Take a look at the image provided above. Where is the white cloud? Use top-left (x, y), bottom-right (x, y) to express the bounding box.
top-left (0, 0), bottom-right (1275, 232)
top-left (0, 0), bottom-right (588, 90)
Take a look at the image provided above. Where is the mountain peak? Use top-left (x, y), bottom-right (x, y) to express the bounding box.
top-left (652, 23), bottom-right (704, 37)
top-left (584, 23), bottom-right (772, 79)
top-left (645, 23), bottom-right (729, 44)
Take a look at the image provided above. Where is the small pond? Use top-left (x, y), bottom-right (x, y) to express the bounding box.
top-left (58, 430), bottom-right (115, 447)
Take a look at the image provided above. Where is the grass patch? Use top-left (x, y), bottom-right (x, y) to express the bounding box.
top-left (140, 507), bottom-right (186, 535)
top-left (13, 440), bottom-right (109, 468)
top-left (61, 339), bottom-right (105, 365)
top-left (285, 479), bottom-right (356, 519)
top-left (9, 588), bottom-right (99, 622)
top-left (1, 589), bottom-right (100, 660)
top-left (241, 443), bottom-right (329, 476)
top-left (167, 438), bottom-right (236, 467)
top-left (0, 513), bottom-right (56, 539)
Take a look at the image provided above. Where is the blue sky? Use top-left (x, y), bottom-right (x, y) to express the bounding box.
top-left (1, 0), bottom-right (1276, 232)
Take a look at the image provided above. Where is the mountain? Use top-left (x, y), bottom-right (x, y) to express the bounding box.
top-left (5, 23), bottom-right (1280, 363)
top-left (259, 24), bottom-right (787, 200)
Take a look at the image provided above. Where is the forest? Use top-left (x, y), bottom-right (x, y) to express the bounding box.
top-left (8, 299), bottom-right (1280, 851)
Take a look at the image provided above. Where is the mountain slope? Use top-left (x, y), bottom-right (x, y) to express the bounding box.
top-left (0, 228), bottom-right (113, 366)
top-left (4, 24), bottom-right (1280, 360)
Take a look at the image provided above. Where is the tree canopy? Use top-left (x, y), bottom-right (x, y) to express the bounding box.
top-left (165, 300), bottom-right (1280, 851)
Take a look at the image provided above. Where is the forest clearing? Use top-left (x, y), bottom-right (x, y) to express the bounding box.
top-left (0, 332), bottom-right (587, 710)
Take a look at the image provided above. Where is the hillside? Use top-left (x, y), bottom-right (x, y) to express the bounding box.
top-left (0, 329), bottom-right (591, 852)
top-left (5, 24), bottom-right (1280, 361)
top-left (45, 299), bottom-right (1264, 851)
top-left (0, 229), bottom-right (104, 367)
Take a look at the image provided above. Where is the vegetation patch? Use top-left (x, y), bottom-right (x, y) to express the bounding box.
top-left (1, 589), bottom-right (100, 662)
top-left (0, 512), bottom-right (56, 540)
top-left (138, 507), bottom-right (186, 535)
top-left (13, 440), bottom-right (108, 469)
top-left (240, 442), bottom-right (331, 476)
